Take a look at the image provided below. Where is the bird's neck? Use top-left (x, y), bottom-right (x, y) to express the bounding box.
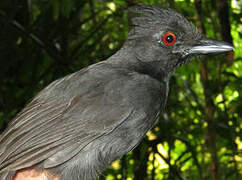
top-left (107, 43), bottom-right (172, 83)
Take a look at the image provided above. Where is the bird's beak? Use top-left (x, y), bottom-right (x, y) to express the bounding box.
top-left (173, 38), bottom-right (234, 57)
top-left (188, 38), bottom-right (234, 55)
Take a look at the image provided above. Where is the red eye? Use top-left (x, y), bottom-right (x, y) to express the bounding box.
top-left (162, 32), bottom-right (176, 46)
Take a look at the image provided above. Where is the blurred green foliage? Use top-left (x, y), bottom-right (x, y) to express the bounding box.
top-left (0, 0), bottom-right (241, 179)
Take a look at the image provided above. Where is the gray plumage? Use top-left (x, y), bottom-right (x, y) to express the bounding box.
top-left (0, 4), bottom-right (233, 180)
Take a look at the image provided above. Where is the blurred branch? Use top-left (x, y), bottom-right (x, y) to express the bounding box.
top-left (174, 149), bottom-right (190, 165)
top-left (177, 74), bottom-right (204, 112)
top-left (152, 152), bottom-right (155, 180)
top-left (70, 15), bottom-right (110, 61)
top-left (154, 147), bottom-right (187, 180)
top-left (0, 10), bottom-right (44, 47)
top-left (175, 136), bottom-right (203, 179)
top-left (194, 1), bottom-right (220, 179)
top-left (0, 10), bottom-right (71, 70)
top-left (121, 155), bottom-right (127, 179)
top-left (216, 0), bottom-right (234, 66)
top-left (70, 6), bottom-right (124, 61)
top-left (133, 142), bottom-right (149, 180)
top-left (89, 0), bottom-right (97, 24)
top-left (70, 9), bottom-right (103, 33)
top-left (194, 0), bottom-right (206, 33)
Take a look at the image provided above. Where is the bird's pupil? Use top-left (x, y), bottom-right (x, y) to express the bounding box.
top-left (166, 35), bottom-right (173, 43)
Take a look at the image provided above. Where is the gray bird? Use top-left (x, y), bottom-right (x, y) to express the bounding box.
top-left (0, 4), bottom-right (234, 180)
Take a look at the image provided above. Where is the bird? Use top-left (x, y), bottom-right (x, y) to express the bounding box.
top-left (0, 4), bottom-right (234, 180)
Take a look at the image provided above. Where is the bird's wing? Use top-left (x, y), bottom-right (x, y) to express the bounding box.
top-left (0, 64), bottom-right (137, 172)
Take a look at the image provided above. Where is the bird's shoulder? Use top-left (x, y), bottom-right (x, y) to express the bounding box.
top-left (36, 61), bottom-right (163, 102)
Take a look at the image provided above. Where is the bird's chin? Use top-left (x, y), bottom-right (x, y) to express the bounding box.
top-left (174, 56), bottom-right (192, 68)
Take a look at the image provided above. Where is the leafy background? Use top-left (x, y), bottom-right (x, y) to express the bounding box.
top-left (0, 0), bottom-right (241, 180)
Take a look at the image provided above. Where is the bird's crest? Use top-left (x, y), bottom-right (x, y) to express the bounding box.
top-left (128, 4), bottom-right (200, 40)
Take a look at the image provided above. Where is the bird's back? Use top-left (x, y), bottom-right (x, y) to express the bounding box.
top-left (0, 61), bottom-right (166, 180)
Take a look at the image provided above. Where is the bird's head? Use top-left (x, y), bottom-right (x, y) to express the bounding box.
top-left (127, 5), bottom-right (234, 76)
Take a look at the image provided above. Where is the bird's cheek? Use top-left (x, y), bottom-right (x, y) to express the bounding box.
top-left (172, 45), bottom-right (191, 58)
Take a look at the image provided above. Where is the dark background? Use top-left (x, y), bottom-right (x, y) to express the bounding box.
top-left (0, 0), bottom-right (241, 179)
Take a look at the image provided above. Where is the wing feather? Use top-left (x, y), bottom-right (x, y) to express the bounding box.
top-left (0, 91), bottom-right (134, 173)
top-left (0, 63), bottom-right (159, 174)
top-left (0, 99), bottom-right (67, 158)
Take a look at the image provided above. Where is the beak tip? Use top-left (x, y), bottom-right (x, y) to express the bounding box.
top-left (220, 43), bottom-right (235, 51)
top-left (189, 39), bottom-right (235, 55)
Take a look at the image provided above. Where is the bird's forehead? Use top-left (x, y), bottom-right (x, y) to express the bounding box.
top-left (165, 17), bottom-right (199, 38)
